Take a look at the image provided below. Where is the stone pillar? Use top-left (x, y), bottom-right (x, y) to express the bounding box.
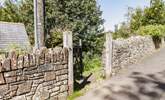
top-left (105, 32), bottom-right (112, 79)
top-left (63, 31), bottom-right (73, 95)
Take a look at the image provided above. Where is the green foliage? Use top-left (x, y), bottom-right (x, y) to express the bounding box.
top-left (46, 30), bottom-right (63, 47)
top-left (114, 0), bottom-right (165, 39)
top-left (5, 43), bottom-right (30, 55)
top-left (0, 43), bottom-right (31, 59)
top-left (83, 54), bottom-right (102, 72)
top-left (0, 0), bottom-right (34, 44)
top-left (130, 0), bottom-right (165, 32)
top-left (130, 8), bottom-right (144, 32)
top-left (137, 25), bottom-right (165, 37)
top-left (143, 0), bottom-right (165, 25)
top-left (0, 0), bottom-right (104, 55)
top-left (68, 91), bottom-right (83, 100)
top-left (0, 0), bottom-right (22, 22)
top-left (44, 0), bottom-right (104, 53)
top-left (113, 22), bottom-right (132, 39)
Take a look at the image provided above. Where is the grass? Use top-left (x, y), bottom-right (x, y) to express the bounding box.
top-left (68, 90), bottom-right (84, 100)
top-left (68, 55), bottom-right (104, 100)
top-left (68, 67), bottom-right (103, 100)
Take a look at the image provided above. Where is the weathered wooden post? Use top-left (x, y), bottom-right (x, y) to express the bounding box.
top-left (34, 0), bottom-right (45, 49)
top-left (63, 31), bottom-right (73, 95)
top-left (161, 37), bottom-right (165, 46)
top-left (105, 32), bottom-right (112, 79)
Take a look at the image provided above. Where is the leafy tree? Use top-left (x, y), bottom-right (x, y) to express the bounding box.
top-left (0, 0), bottom-right (104, 54)
top-left (45, 0), bottom-right (104, 53)
top-left (143, 0), bottom-right (165, 25)
top-left (137, 25), bottom-right (165, 37)
top-left (130, 0), bottom-right (165, 32)
top-left (0, 0), bottom-right (34, 44)
top-left (113, 22), bottom-right (131, 39)
top-left (115, 0), bottom-right (165, 39)
top-left (130, 8), bottom-right (144, 32)
top-left (137, 25), bottom-right (165, 48)
top-left (0, 0), bottom-right (21, 22)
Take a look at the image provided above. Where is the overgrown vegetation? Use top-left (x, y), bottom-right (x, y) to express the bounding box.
top-left (68, 55), bottom-right (104, 100)
top-left (0, 1), bottom-right (104, 98)
top-left (0, 43), bottom-right (31, 59)
top-left (0, 0), bottom-right (104, 54)
top-left (137, 25), bottom-right (165, 48)
top-left (137, 25), bottom-right (165, 37)
top-left (83, 54), bottom-right (102, 72)
top-left (113, 0), bottom-right (165, 39)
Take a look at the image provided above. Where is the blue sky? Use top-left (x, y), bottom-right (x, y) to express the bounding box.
top-left (98, 0), bottom-right (150, 32)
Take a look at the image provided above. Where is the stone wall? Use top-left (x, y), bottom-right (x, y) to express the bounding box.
top-left (0, 47), bottom-right (69, 100)
top-left (103, 36), bottom-right (155, 75)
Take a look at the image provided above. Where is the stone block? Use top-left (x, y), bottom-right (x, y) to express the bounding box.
top-left (17, 55), bottom-right (24, 69)
top-left (43, 80), bottom-right (54, 87)
top-left (62, 80), bottom-right (68, 85)
top-left (0, 73), bottom-right (5, 84)
top-left (24, 54), bottom-right (30, 68)
top-left (2, 58), bottom-right (11, 71)
top-left (59, 75), bottom-right (68, 81)
top-left (33, 84), bottom-right (50, 100)
top-left (53, 47), bottom-right (62, 62)
top-left (55, 69), bottom-right (68, 76)
top-left (45, 49), bottom-right (52, 64)
top-left (58, 92), bottom-right (68, 100)
top-left (55, 81), bottom-right (62, 86)
top-left (44, 71), bottom-right (56, 81)
top-left (10, 57), bottom-right (17, 70)
top-left (61, 69), bottom-right (68, 75)
top-left (63, 48), bottom-right (68, 63)
top-left (52, 53), bottom-right (57, 63)
top-left (29, 54), bottom-right (36, 67)
top-left (17, 81), bottom-right (32, 95)
top-left (38, 64), bottom-right (54, 73)
top-left (50, 96), bottom-right (58, 100)
top-left (5, 76), bottom-right (16, 83)
top-left (17, 75), bottom-right (28, 81)
top-left (16, 69), bottom-right (23, 76)
top-left (24, 67), bottom-right (38, 75)
top-left (10, 85), bottom-right (18, 91)
top-left (0, 84), bottom-right (9, 98)
top-left (54, 65), bottom-right (64, 71)
top-left (39, 55), bottom-right (45, 65)
top-left (11, 95), bottom-right (26, 100)
top-left (52, 87), bottom-right (60, 92)
top-left (60, 85), bottom-right (68, 92)
top-left (50, 91), bottom-right (59, 97)
top-left (4, 71), bottom-right (16, 77)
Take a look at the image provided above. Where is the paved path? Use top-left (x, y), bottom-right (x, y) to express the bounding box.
top-left (77, 47), bottom-right (165, 100)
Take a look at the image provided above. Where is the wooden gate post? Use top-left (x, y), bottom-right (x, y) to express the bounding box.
top-left (161, 37), bottom-right (165, 46)
top-left (105, 32), bottom-right (112, 79)
top-left (63, 31), bottom-right (73, 95)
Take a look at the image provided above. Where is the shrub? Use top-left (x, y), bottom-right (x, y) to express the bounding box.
top-left (137, 25), bottom-right (165, 37)
top-left (137, 25), bottom-right (165, 48)
top-left (83, 54), bottom-right (102, 72)
top-left (5, 43), bottom-right (30, 55)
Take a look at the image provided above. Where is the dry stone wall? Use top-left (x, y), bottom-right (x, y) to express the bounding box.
top-left (103, 36), bottom-right (155, 74)
top-left (0, 47), bottom-right (69, 100)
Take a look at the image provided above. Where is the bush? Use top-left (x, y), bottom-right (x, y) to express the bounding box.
top-left (137, 25), bottom-right (165, 48)
top-left (5, 43), bottom-right (30, 55)
top-left (137, 25), bottom-right (165, 37)
top-left (83, 54), bottom-right (102, 72)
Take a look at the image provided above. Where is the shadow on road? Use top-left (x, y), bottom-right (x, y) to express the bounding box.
top-left (93, 70), bottom-right (165, 100)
